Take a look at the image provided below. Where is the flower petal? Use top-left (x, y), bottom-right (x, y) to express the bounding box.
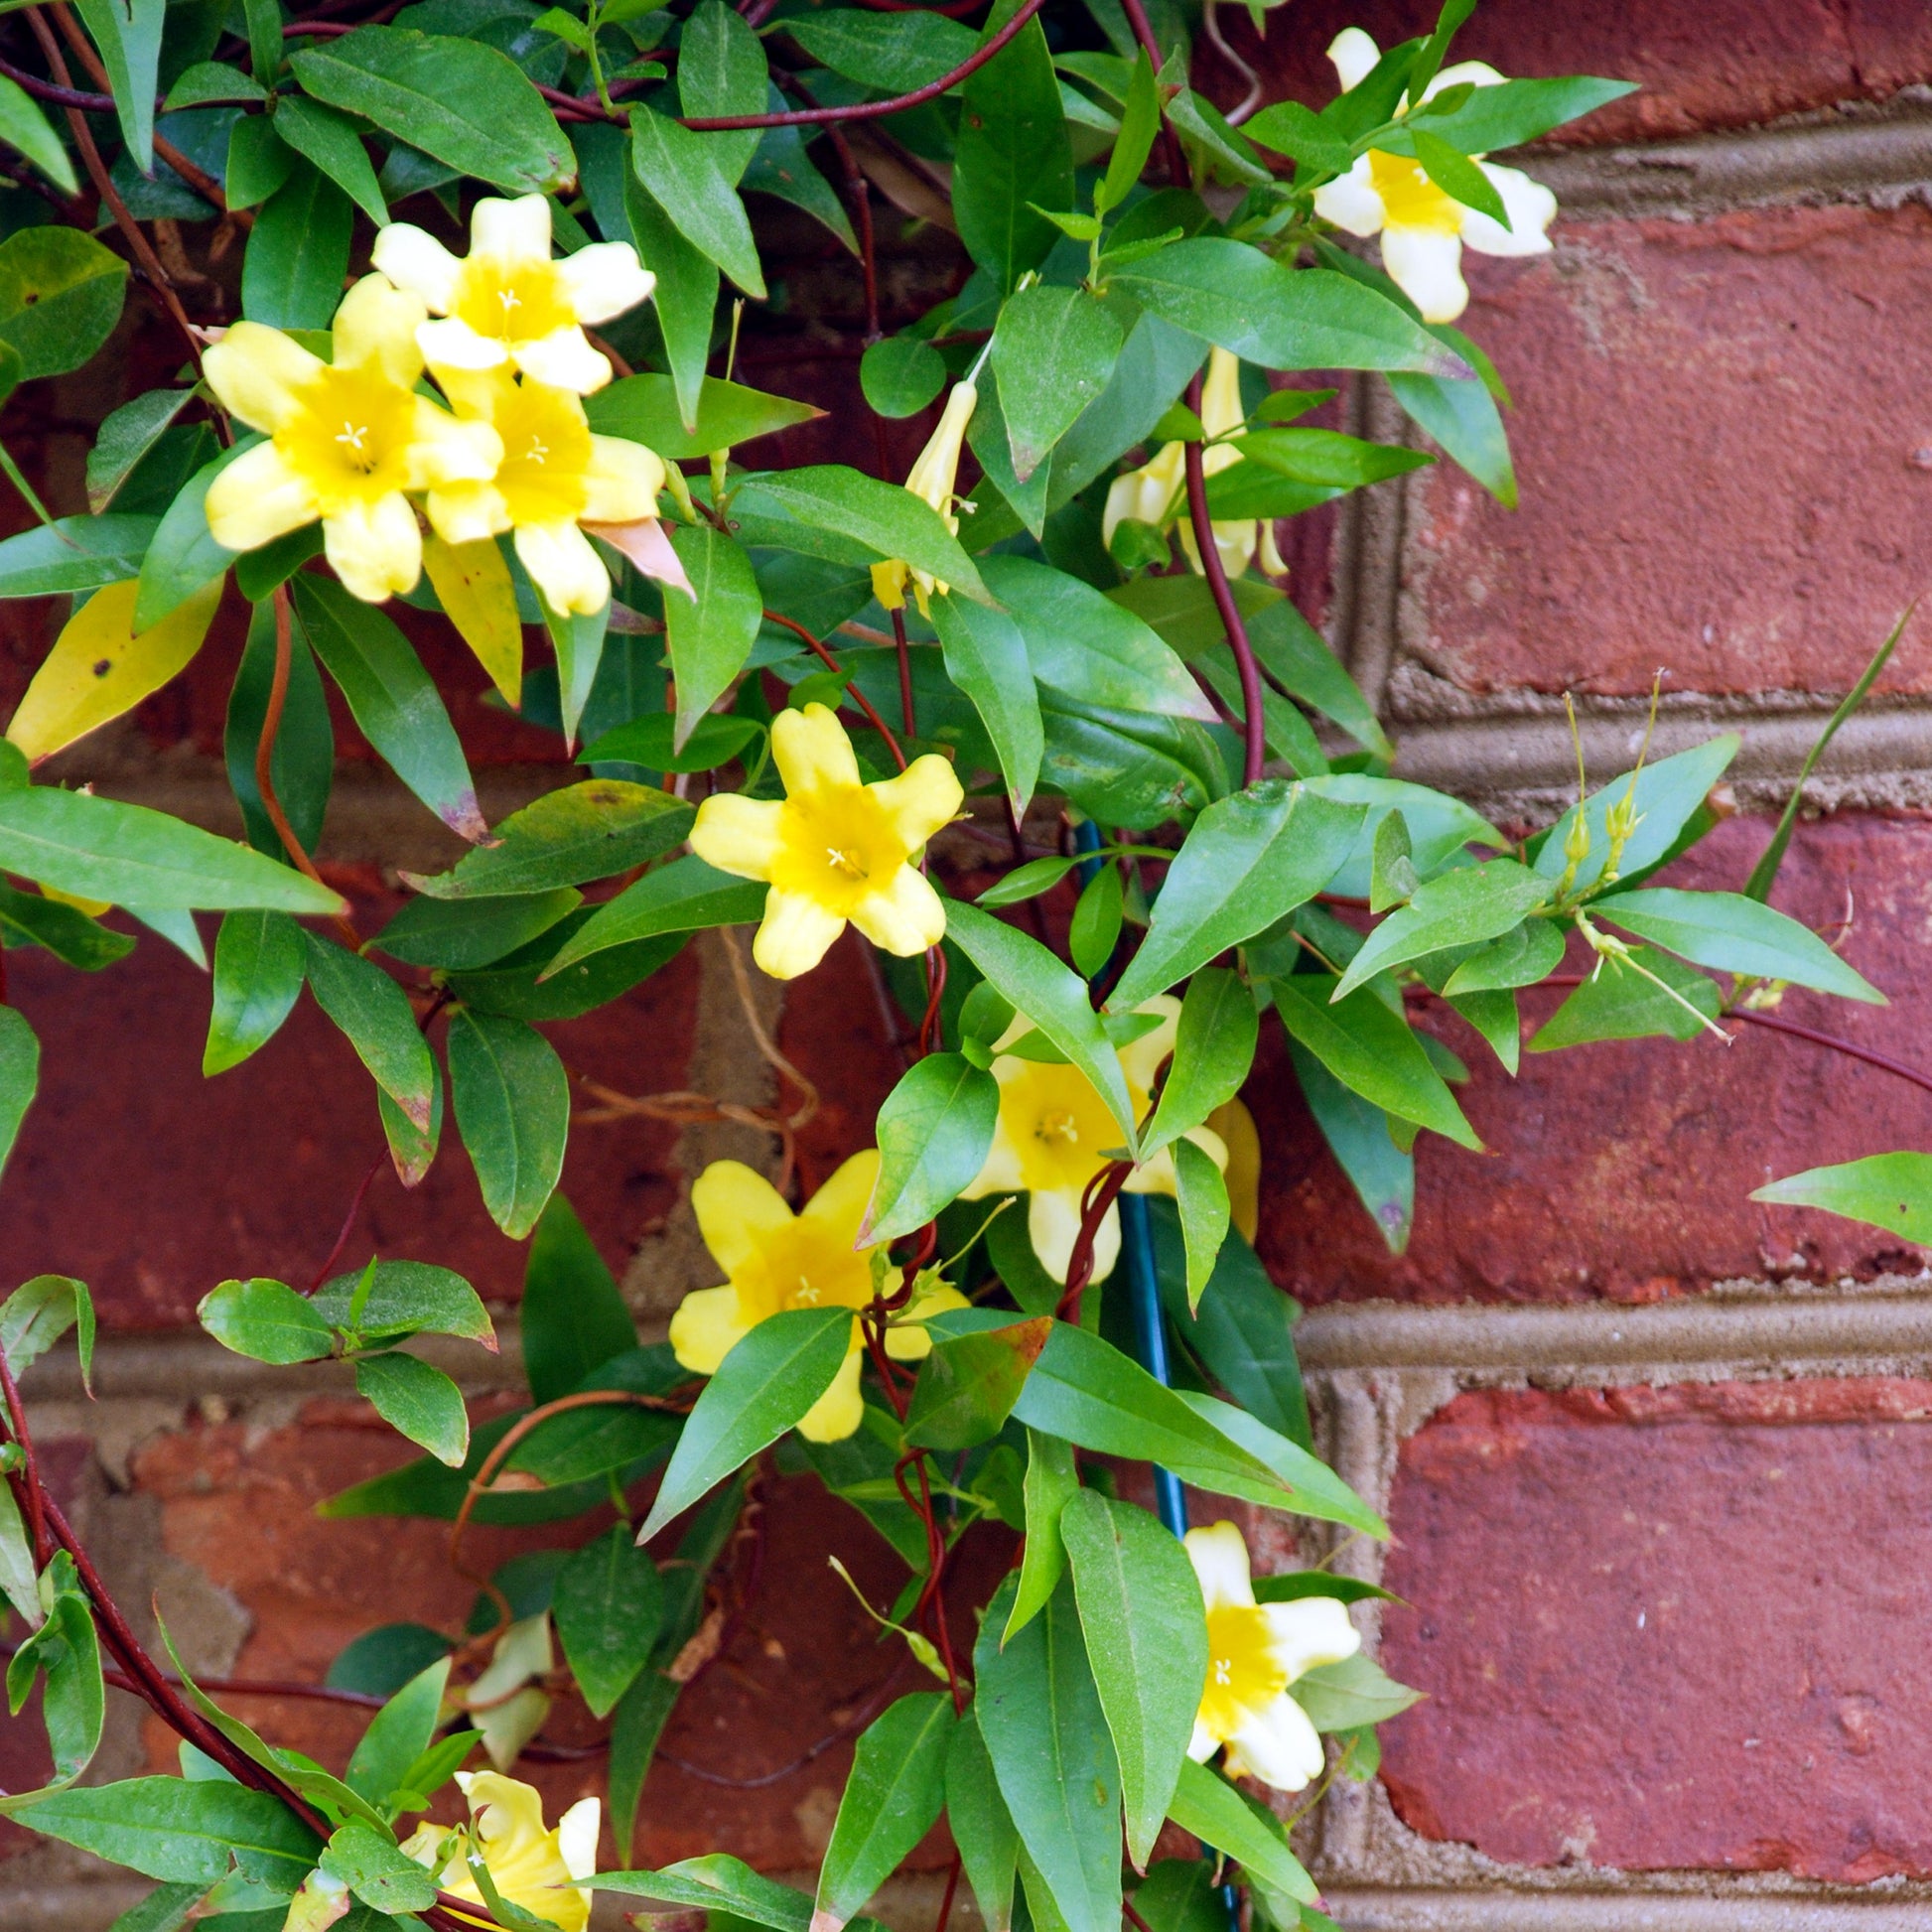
top-left (1423, 59), bottom-right (1507, 104)
top-left (690, 1159), bottom-right (795, 1280)
top-left (1224, 1690), bottom-right (1326, 1792)
top-left (1029, 1186), bottom-right (1119, 1286)
top-left (203, 322), bottom-right (321, 435)
top-left (753, 886), bottom-right (847, 979)
top-left (471, 193), bottom-right (553, 263)
top-left (668, 1284), bottom-right (751, 1376)
top-left (797, 1339), bottom-right (866, 1442)
top-left (205, 443), bottom-right (318, 552)
top-left (1265, 1595), bottom-right (1362, 1683)
top-left (582, 433), bottom-right (665, 523)
top-left (1118, 994), bottom-right (1182, 1092)
top-left (771, 702), bottom-right (861, 796)
top-left (1199, 346), bottom-right (1244, 440)
top-left (514, 519), bottom-right (610, 618)
top-left (1184, 1519), bottom-right (1256, 1611)
top-left (1311, 157), bottom-right (1386, 239)
top-left (323, 492), bottom-right (422, 602)
top-left (1187, 1717), bottom-right (1219, 1761)
top-left (513, 326), bottom-right (613, 396)
top-left (371, 222), bottom-right (463, 313)
top-left (885, 1280), bottom-right (970, 1359)
top-left (405, 397), bottom-right (502, 489)
top-left (557, 240), bottom-right (656, 323)
top-left (800, 1149), bottom-right (883, 1246)
top-left (872, 753), bottom-right (964, 850)
top-left (333, 273), bottom-right (428, 385)
top-left (462, 1771), bottom-right (550, 1846)
top-left (1458, 162), bottom-right (1559, 258)
top-left (849, 865), bottom-right (947, 958)
top-left (1326, 25), bottom-right (1380, 90)
top-left (420, 316), bottom-right (510, 373)
top-left (426, 479), bottom-right (509, 547)
top-left (557, 1798), bottom-right (601, 1882)
top-left (689, 793), bottom-right (784, 881)
top-left (1380, 223), bottom-right (1469, 324)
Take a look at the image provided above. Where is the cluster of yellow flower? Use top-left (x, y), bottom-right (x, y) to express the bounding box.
top-left (204, 196), bottom-right (663, 614)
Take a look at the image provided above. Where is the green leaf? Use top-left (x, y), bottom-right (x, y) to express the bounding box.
top-left (544, 580), bottom-right (608, 750)
top-left (204, 911), bottom-right (304, 1076)
top-left (0, 786), bottom-right (343, 915)
top-left (595, 1856), bottom-right (815, 1930)
top-left (992, 286), bottom-right (1123, 483)
top-left (973, 1573), bottom-right (1121, 1932)
top-left (860, 338), bottom-right (947, 420)
top-left (1273, 974), bottom-right (1478, 1150)
top-left (946, 1711), bottom-right (1020, 1932)
top-left (0, 884), bottom-right (127, 971)
top-left (1059, 1490), bottom-right (1205, 1865)
top-left (1110, 243), bottom-right (1465, 376)
top-left (450, 923), bottom-right (685, 1026)
top-left (1526, 944), bottom-right (1720, 1050)
top-left (1751, 1151), bottom-right (1932, 1242)
top-left (272, 97), bottom-right (386, 225)
top-left (372, 891), bottom-right (581, 972)
top-left (310, 1261), bottom-right (492, 1345)
top-left (104, 1881), bottom-right (211, 1932)
top-left (865, 1052), bottom-right (1000, 1246)
top-left (1111, 783), bottom-right (1366, 1009)
top-left (1069, 865), bottom-right (1123, 981)
top-left (404, 780), bottom-right (691, 898)
top-left (1603, 889), bottom-right (1882, 1003)
top-left (621, 163), bottom-right (718, 436)
top-left (1173, 1139), bottom-right (1229, 1314)
top-left (674, 0), bottom-right (766, 182)
top-left (85, 392), bottom-right (194, 515)
top-left (816, 1694), bottom-right (954, 1931)
top-left (783, 10), bottom-right (974, 92)
top-left (344, 1654), bottom-right (450, 1807)
top-left (743, 113), bottom-right (856, 253)
top-left (446, 1008), bottom-right (571, 1239)
top-left (292, 27), bottom-right (574, 194)
top-left (580, 714), bottom-right (760, 775)
top-left (929, 593), bottom-right (1042, 813)
top-left (134, 452), bottom-right (238, 632)
top-left (1409, 126), bottom-right (1507, 224)
top-left (1243, 98), bottom-right (1350, 174)
top-left (585, 373), bottom-right (820, 460)
top-left (953, 0), bottom-right (1072, 292)
top-left (1440, 917), bottom-right (1564, 995)
top-left (1290, 1652), bottom-right (1420, 1730)
top-left (304, 932), bottom-right (436, 1131)
top-left (554, 1524), bottom-right (663, 1718)
top-left (199, 1278), bottom-right (335, 1366)
top-left (1389, 363), bottom-right (1514, 507)
top-left (905, 1317), bottom-right (1049, 1451)
top-left (15, 1777), bottom-right (320, 1886)
top-left (733, 465), bottom-right (989, 605)
top-left (1289, 1042), bottom-right (1412, 1254)
top-left (0, 75), bottom-right (77, 196)
top-left (8, 1554), bottom-right (102, 1783)
top-left (1096, 49), bottom-right (1160, 213)
top-left (637, 1307), bottom-right (853, 1543)
top-left (0, 514), bottom-right (157, 598)
top-left (943, 897), bottom-right (1139, 1151)
top-left (319, 1821), bottom-right (439, 1915)
top-left (226, 112), bottom-right (295, 210)
top-left (1142, 968), bottom-right (1257, 1161)
top-left (521, 1192), bottom-right (637, 1405)
top-left (541, 856), bottom-right (764, 974)
top-left (0, 1274), bottom-right (92, 1385)
top-left (243, 163), bottom-right (353, 330)
top-left (70, 0), bottom-right (165, 172)
top-left (664, 524), bottom-right (763, 750)
top-left (1532, 737), bottom-right (1740, 897)
top-left (0, 1482), bottom-right (38, 1628)
top-left (355, 1352), bottom-right (470, 1466)
top-left (1333, 860), bottom-right (1555, 1001)
top-left (1166, 1759), bottom-right (1315, 1903)
top-left (629, 105), bottom-right (764, 299)
top-left (0, 1004), bottom-right (36, 1186)
top-left (1401, 73), bottom-right (1634, 153)
top-left (1005, 1426), bottom-right (1078, 1641)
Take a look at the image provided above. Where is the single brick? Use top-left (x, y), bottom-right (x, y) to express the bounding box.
top-left (1379, 1380), bottom-right (1932, 1877)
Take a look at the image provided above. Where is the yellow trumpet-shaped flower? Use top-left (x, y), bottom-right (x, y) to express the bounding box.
top-left (871, 379), bottom-right (977, 619)
top-left (372, 193), bottom-right (655, 396)
top-left (959, 998), bottom-right (1227, 1285)
top-left (689, 703), bottom-right (962, 980)
top-left (1311, 27), bottom-right (1558, 324)
top-left (399, 1772), bottom-right (600, 1932)
top-left (1185, 1520), bottom-right (1360, 1792)
top-left (424, 365), bottom-right (666, 617)
top-left (1101, 347), bottom-right (1287, 581)
top-left (668, 1152), bottom-right (968, 1443)
top-left (203, 275), bottom-right (501, 604)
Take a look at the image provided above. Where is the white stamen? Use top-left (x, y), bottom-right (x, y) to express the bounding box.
top-left (1036, 1111), bottom-right (1079, 1146)
top-left (524, 436), bottom-right (549, 465)
top-left (826, 847), bottom-right (866, 878)
top-left (335, 422), bottom-right (368, 454)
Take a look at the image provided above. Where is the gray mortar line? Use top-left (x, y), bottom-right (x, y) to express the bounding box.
top-left (1320, 1889), bottom-right (1932, 1930)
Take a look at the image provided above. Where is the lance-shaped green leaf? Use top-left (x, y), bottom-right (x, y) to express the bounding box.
top-left (0, 1004), bottom-right (36, 1185)
top-left (0, 514), bottom-right (157, 598)
top-left (1527, 946), bottom-right (1720, 1051)
top-left (8, 1553), bottom-right (102, 1785)
top-left (1289, 1652), bottom-right (1420, 1730)
top-left (0, 74), bottom-right (76, 197)
top-left (943, 898), bottom-right (1138, 1152)
top-left (1289, 1042), bottom-right (1412, 1254)
top-left (70, 0), bottom-right (165, 172)
top-left (595, 1856), bottom-right (815, 1929)
top-left (676, 0), bottom-right (764, 182)
top-left (0, 1274), bottom-right (92, 1384)
top-left (1059, 1490), bottom-right (1206, 1866)
top-left (973, 1573), bottom-right (1121, 1932)
top-left (946, 1710), bottom-right (1020, 1932)
top-left (133, 453), bottom-right (237, 632)
top-left (1531, 737), bottom-right (1739, 896)
top-left (905, 1318), bottom-right (1049, 1451)
top-left (629, 105), bottom-right (765, 298)
top-left (814, 1694), bottom-right (954, 1932)
top-left (272, 96), bottom-right (386, 225)
top-left (1333, 859), bottom-right (1555, 1002)
top-left (522, 1193), bottom-right (639, 1405)
top-left (1396, 73), bottom-right (1635, 153)
top-left (318, 1823), bottom-right (440, 1916)
top-left (1110, 783), bottom-right (1366, 1010)
top-left (1142, 968), bottom-right (1258, 1161)
top-left (0, 1483), bottom-right (38, 1628)
top-left (784, 9), bottom-right (973, 91)
top-left (13, 1777), bottom-right (321, 1884)
top-left (106, 1880), bottom-right (213, 1932)
top-left (863, 1052), bottom-right (1000, 1246)
top-left (404, 782), bottom-right (693, 899)
top-left (304, 932), bottom-right (436, 1131)
top-left (637, 1307), bottom-right (853, 1543)
top-left (243, 163), bottom-right (353, 330)
top-left (1441, 917), bottom-right (1565, 995)
top-left (1389, 360), bottom-right (1514, 507)
top-left (1165, 1758), bottom-right (1316, 1905)
top-left (199, 1278), bottom-right (336, 1366)
top-left (861, 337), bottom-right (946, 418)
top-left (554, 1524), bottom-right (663, 1718)
top-left (446, 1008), bottom-right (570, 1238)
top-left (664, 524), bottom-right (763, 751)
top-left (0, 787), bottom-right (343, 914)
top-left (992, 286), bottom-right (1124, 483)
top-left (929, 593), bottom-right (1042, 812)
top-left (1006, 1425), bottom-right (1078, 1642)
top-left (621, 164), bottom-right (718, 436)
top-left (345, 1654), bottom-right (450, 1807)
top-left (543, 857), bottom-right (765, 975)
top-left (227, 597), bottom-right (334, 862)
top-left (372, 891), bottom-right (582, 972)
top-left (0, 228), bottom-right (124, 385)
top-left (293, 574), bottom-right (486, 842)
top-left (1173, 1138), bottom-right (1230, 1314)
top-left (586, 373), bottom-right (822, 461)
top-left (546, 595), bottom-right (608, 751)
top-left (1599, 889), bottom-right (1882, 1004)
top-left (309, 1261), bottom-right (492, 1346)
top-left (953, 0), bottom-right (1070, 291)
top-left (1751, 1151), bottom-right (1932, 1242)
top-left (355, 1352), bottom-right (470, 1466)
top-left (1273, 974), bottom-right (1478, 1150)
top-left (204, 910), bottom-right (305, 1076)
top-left (0, 885), bottom-right (130, 971)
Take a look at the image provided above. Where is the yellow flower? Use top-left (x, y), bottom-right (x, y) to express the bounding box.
top-left (1311, 27), bottom-right (1558, 325)
top-left (399, 1771), bottom-right (600, 1932)
top-left (959, 998), bottom-right (1227, 1285)
top-left (203, 274), bottom-right (501, 604)
top-left (689, 703), bottom-right (962, 980)
top-left (1184, 1520), bottom-right (1360, 1792)
top-left (372, 193), bottom-right (655, 395)
top-left (424, 365), bottom-right (665, 617)
top-left (871, 379), bottom-right (976, 618)
top-left (1101, 347), bottom-right (1287, 580)
top-left (668, 1152), bottom-right (968, 1443)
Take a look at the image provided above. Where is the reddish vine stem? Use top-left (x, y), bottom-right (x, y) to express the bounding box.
top-left (1056, 1161), bottom-right (1133, 1324)
top-left (1731, 1007), bottom-right (1932, 1096)
top-left (0, 1355), bottom-right (49, 1565)
top-left (933, 1852), bottom-right (964, 1932)
top-left (891, 606), bottom-right (917, 741)
top-left (759, 607), bottom-right (909, 771)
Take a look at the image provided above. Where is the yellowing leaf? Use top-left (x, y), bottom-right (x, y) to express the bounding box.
top-left (40, 885), bottom-right (111, 917)
top-left (424, 533), bottom-right (522, 707)
top-left (7, 577), bottom-right (219, 764)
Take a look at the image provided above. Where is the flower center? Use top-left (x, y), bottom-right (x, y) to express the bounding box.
top-left (1367, 149), bottom-right (1464, 233)
top-left (998, 1060), bottom-right (1152, 1194)
top-left (1035, 1110), bottom-right (1080, 1147)
top-left (485, 383), bottom-right (595, 527)
top-left (281, 363), bottom-right (419, 513)
top-left (825, 846), bottom-right (868, 879)
top-left (770, 788), bottom-right (908, 913)
top-left (1197, 1603), bottom-right (1291, 1744)
top-left (453, 258), bottom-right (576, 345)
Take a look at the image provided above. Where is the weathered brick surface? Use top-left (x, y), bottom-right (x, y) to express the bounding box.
top-left (1378, 1380), bottom-right (1932, 1877)
top-left (1394, 206), bottom-right (1932, 704)
top-left (1198, 0), bottom-right (1932, 146)
top-left (1252, 812), bottom-right (1932, 1304)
